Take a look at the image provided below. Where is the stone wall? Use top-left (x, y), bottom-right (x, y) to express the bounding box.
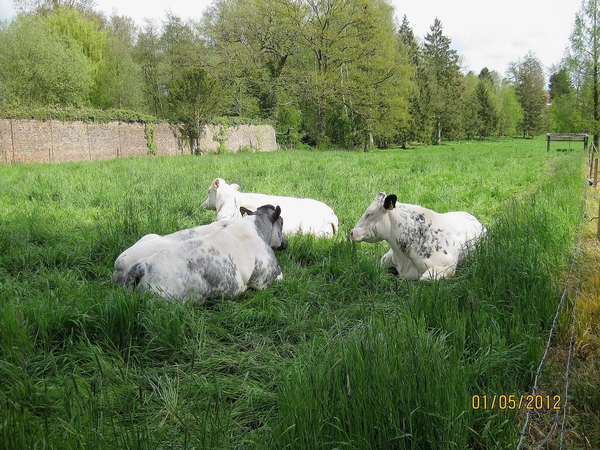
top-left (0, 119), bottom-right (278, 164)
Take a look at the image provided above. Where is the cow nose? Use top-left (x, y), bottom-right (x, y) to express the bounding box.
top-left (280, 238), bottom-right (289, 250)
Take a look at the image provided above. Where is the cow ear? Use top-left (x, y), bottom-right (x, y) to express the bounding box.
top-left (273, 205), bottom-right (281, 221)
top-left (231, 183), bottom-right (240, 191)
top-left (383, 195), bottom-right (397, 210)
top-left (212, 178), bottom-right (220, 188)
top-left (240, 207), bottom-right (253, 217)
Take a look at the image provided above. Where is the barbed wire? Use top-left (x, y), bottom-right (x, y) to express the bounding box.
top-left (516, 172), bottom-right (589, 450)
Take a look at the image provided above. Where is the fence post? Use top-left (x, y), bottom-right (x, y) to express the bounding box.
top-left (595, 158), bottom-right (599, 186)
top-left (597, 196), bottom-right (600, 241)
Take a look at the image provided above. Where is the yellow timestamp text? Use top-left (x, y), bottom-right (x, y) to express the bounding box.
top-left (471, 394), bottom-right (562, 410)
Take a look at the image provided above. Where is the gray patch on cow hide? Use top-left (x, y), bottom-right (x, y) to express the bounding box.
top-left (395, 209), bottom-right (447, 260)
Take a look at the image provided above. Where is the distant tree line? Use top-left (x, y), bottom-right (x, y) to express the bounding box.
top-left (2, 0), bottom-right (591, 150)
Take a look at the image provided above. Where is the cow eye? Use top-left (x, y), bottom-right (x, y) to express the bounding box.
top-left (366, 213), bottom-right (373, 218)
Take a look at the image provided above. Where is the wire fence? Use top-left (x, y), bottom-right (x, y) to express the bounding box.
top-left (515, 160), bottom-right (590, 449)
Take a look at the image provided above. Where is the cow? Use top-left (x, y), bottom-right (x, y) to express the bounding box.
top-left (112, 219), bottom-right (238, 286)
top-left (116, 205), bottom-right (288, 302)
top-left (350, 193), bottom-right (486, 280)
top-left (202, 178), bottom-right (339, 237)
top-left (112, 207), bottom-right (289, 286)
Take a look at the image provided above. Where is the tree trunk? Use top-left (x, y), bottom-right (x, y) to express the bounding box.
top-left (363, 132), bottom-right (374, 152)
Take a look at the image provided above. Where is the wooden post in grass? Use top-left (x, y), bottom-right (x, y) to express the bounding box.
top-left (597, 197), bottom-right (600, 241)
top-left (594, 158), bottom-right (599, 186)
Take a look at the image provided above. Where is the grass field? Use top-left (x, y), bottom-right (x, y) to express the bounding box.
top-left (0, 137), bottom-right (587, 449)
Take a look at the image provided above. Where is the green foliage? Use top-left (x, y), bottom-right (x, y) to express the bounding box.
top-left (566, 0), bottom-right (600, 140)
top-left (0, 14), bottom-right (93, 106)
top-left (212, 124), bottom-right (230, 154)
top-left (91, 15), bottom-right (146, 110)
top-left (421, 18), bottom-right (465, 144)
top-left (2, 0), bottom-right (578, 148)
top-left (0, 138), bottom-right (585, 449)
top-left (167, 67), bottom-right (222, 154)
top-left (508, 51), bottom-right (548, 136)
top-left (144, 123), bottom-right (158, 155)
top-left (497, 83), bottom-right (524, 137)
top-left (0, 104), bottom-right (161, 123)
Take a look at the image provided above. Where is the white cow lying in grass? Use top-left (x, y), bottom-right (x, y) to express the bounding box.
top-left (115, 205), bottom-right (288, 302)
top-left (113, 219), bottom-right (236, 286)
top-left (202, 178), bottom-right (339, 237)
top-left (350, 192), bottom-right (486, 280)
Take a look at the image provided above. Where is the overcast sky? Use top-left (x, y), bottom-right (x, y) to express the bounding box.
top-left (0, 0), bottom-right (584, 78)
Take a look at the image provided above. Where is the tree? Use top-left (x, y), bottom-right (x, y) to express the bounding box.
top-left (290, 0), bottom-right (412, 149)
top-left (566, 0), bottom-right (600, 144)
top-left (134, 20), bottom-right (166, 116)
top-left (421, 18), bottom-right (464, 144)
top-left (497, 83), bottom-right (524, 137)
top-left (166, 67), bottom-right (222, 154)
top-left (0, 14), bottom-right (93, 105)
top-left (160, 13), bottom-right (205, 84)
top-left (396, 15), bottom-right (419, 147)
top-left (508, 51), bottom-right (547, 136)
top-left (201, 0), bottom-right (298, 119)
top-left (473, 69), bottom-right (499, 137)
top-left (11, 0), bottom-right (97, 15)
top-left (547, 66), bottom-right (579, 132)
top-left (91, 14), bottom-right (145, 110)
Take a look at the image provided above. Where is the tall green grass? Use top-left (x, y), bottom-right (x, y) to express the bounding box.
top-left (0, 138), bottom-right (585, 449)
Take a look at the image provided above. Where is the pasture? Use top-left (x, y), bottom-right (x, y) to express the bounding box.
top-left (0, 137), bottom-right (586, 449)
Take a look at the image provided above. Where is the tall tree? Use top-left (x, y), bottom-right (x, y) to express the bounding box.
top-left (134, 20), bottom-right (166, 116)
top-left (497, 82), bottom-right (524, 137)
top-left (202, 0), bottom-right (298, 119)
top-left (160, 13), bottom-right (204, 84)
top-left (396, 15), bottom-right (419, 147)
top-left (473, 69), bottom-right (499, 137)
top-left (508, 51), bottom-right (547, 136)
top-left (567, 0), bottom-right (600, 144)
top-left (0, 14), bottom-right (93, 105)
top-left (91, 14), bottom-right (145, 110)
top-left (167, 67), bottom-right (222, 154)
top-left (291, 0), bottom-right (412, 149)
top-left (548, 66), bottom-right (581, 132)
top-left (421, 18), bottom-right (464, 144)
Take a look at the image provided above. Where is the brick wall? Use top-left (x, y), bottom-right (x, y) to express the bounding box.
top-left (0, 119), bottom-right (278, 164)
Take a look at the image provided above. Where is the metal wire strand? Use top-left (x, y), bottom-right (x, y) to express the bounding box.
top-left (516, 177), bottom-right (589, 450)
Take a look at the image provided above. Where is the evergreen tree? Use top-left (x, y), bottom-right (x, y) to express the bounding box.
top-left (422, 18), bottom-right (464, 144)
top-left (167, 67), bottom-right (222, 154)
top-left (508, 51), bottom-right (547, 136)
top-left (473, 69), bottom-right (499, 137)
top-left (396, 15), bottom-right (419, 147)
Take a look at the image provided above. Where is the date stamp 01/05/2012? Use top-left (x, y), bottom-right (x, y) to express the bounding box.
top-left (471, 394), bottom-right (562, 411)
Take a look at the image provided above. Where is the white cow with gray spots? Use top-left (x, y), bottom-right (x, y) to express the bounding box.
top-left (117, 205), bottom-right (288, 301)
top-left (202, 178), bottom-right (339, 237)
top-left (350, 193), bottom-right (486, 280)
top-left (112, 219), bottom-right (236, 287)
top-left (112, 214), bottom-right (286, 286)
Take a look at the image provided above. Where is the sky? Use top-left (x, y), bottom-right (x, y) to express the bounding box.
top-left (0, 0), bottom-right (584, 77)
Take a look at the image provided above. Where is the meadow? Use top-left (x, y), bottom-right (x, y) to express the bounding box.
top-left (0, 137), bottom-right (586, 449)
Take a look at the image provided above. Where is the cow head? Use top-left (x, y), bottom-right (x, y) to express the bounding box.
top-left (242, 204), bottom-right (288, 251)
top-left (350, 192), bottom-right (397, 243)
top-left (202, 178), bottom-right (240, 214)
